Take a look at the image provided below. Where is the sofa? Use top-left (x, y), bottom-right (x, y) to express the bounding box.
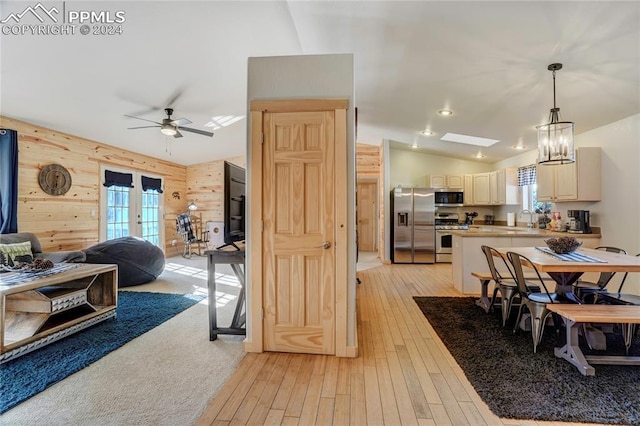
top-left (0, 232), bottom-right (86, 263)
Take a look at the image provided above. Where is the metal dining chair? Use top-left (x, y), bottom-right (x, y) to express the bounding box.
top-left (481, 245), bottom-right (540, 326)
top-left (506, 251), bottom-right (563, 353)
top-left (573, 246), bottom-right (627, 302)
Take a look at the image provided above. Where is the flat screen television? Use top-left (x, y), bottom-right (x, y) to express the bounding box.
top-left (219, 161), bottom-right (246, 250)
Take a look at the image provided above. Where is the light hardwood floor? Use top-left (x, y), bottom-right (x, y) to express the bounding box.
top-left (196, 262), bottom-right (603, 426)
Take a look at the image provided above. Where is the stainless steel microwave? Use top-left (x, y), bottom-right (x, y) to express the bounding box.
top-left (434, 190), bottom-right (464, 206)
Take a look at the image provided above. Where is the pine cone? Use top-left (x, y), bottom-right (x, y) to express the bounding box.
top-left (33, 258), bottom-right (54, 270)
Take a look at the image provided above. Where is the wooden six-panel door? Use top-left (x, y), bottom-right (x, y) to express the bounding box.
top-left (356, 181), bottom-right (376, 252)
top-left (262, 110), bottom-right (336, 354)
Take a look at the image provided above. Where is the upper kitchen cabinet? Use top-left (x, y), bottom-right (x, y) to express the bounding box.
top-left (428, 174), bottom-right (463, 188)
top-left (490, 168), bottom-right (520, 205)
top-left (472, 173), bottom-right (491, 205)
top-left (463, 174), bottom-right (474, 205)
top-left (469, 168), bottom-right (519, 205)
top-left (536, 147), bottom-right (601, 202)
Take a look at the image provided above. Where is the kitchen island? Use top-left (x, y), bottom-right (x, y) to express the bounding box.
top-left (449, 225), bottom-right (601, 294)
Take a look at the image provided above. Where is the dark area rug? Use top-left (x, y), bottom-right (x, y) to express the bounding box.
top-left (413, 296), bottom-right (640, 425)
top-left (0, 291), bottom-right (204, 414)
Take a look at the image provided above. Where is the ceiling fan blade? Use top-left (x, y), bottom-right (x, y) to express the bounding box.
top-left (124, 115), bottom-right (162, 125)
top-left (128, 125), bottom-right (161, 130)
top-left (165, 87), bottom-right (185, 107)
top-left (179, 127), bottom-right (214, 137)
top-left (171, 118), bottom-right (192, 126)
top-left (173, 130), bottom-right (184, 138)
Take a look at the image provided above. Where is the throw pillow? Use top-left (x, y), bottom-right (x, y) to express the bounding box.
top-left (0, 241), bottom-right (33, 265)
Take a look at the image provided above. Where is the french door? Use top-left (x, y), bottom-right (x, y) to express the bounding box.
top-left (100, 167), bottom-right (164, 247)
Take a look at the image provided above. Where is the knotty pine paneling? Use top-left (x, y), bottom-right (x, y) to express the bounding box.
top-left (1, 115), bottom-right (187, 253)
top-left (356, 143), bottom-right (380, 181)
top-left (186, 156), bottom-right (245, 225)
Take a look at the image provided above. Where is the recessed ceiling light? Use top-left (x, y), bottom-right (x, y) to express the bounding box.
top-left (474, 152), bottom-right (485, 159)
top-left (438, 109), bottom-right (453, 116)
top-left (411, 142), bottom-right (419, 149)
top-left (420, 130), bottom-right (434, 136)
top-left (512, 144), bottom-right (527, 150)
top-left (441, 133), bottom-right (499, 147)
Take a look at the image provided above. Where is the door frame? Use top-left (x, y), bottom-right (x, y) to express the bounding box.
top-left (247, 99), bottom-right (350, 356)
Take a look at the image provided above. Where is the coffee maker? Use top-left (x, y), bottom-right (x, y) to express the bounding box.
top-left (567, 210), bottom-right (591, 234)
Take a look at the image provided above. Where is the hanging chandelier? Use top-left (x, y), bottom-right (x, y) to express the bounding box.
top-left (536, 63), bottom-right (575, 165)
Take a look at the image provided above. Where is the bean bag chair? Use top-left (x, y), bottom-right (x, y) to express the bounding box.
top-left (83, 236), bottom-right (165, 287)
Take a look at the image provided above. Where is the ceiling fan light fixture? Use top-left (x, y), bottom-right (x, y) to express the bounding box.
top-left (537, 63), bottom-right (575, 165)
top-left (160, 124), bottom-right (177, 136)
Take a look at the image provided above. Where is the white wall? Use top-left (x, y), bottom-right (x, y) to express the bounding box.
top-left (246, 54), bottom-right (357, 347)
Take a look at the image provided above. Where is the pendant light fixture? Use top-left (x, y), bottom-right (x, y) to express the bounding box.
top-left (536, 63), bottom-right (575, 165)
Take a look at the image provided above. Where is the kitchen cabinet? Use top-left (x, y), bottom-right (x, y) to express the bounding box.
top-left (428, 174), bottom-right (463, 188)
top-left (470, 169), bottom-right (519, 205)
top-left (472, 173), bottom-right (491, 205)
top-left (536, 147), bottom-right (601, 202)
top-left (490, 168), bottom-right (520, 205)
top-left (463, 174), bottom-right (474, 205)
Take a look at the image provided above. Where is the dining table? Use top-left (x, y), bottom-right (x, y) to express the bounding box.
top-left (492, 246), bottom-right (640, 303)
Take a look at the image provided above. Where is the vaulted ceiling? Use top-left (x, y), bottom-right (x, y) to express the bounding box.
top-left (1, 1), bottom-right (638, 165)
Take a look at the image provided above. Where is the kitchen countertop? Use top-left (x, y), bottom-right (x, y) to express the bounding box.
top-left (442, 225), bottom-right (601, 238)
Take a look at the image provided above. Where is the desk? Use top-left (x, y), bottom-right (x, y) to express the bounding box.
top-left (493, 247), bottom-right (640, 302)
top-left (548, 304), bottom-right (640, 376)
top-left (205, 249), bottom-right (246, 341)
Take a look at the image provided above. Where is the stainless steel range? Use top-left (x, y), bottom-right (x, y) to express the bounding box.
top-left (435, 213), bottom-right (468, 263)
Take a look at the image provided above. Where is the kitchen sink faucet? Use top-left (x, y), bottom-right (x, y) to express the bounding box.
top-left (520, 210), bottom-right (534, 228)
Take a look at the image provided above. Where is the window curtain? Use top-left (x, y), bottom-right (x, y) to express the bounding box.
top-left (517, 164), bottom-right (537, 186)
top-left (103, 170), bottom-right (134, 188)
top-left (0, 129), bottom-right (19, 234)
top-left (141, 176), bottom-right (163, 193)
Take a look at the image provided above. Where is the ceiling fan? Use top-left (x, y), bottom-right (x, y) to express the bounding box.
top-left (125, 108), bottom-right (214, 138)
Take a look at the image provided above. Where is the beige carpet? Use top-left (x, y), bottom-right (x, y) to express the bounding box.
top-left (0, 256), bottom-right (245, 426)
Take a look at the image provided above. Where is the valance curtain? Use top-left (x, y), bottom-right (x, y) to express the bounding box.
top-left (141, 176), bottom-right (163, 193)
top-left (0, 129), bottom-right (19, 234)
top-left (517, 164), bottom-right (537, 186)
top-left (103, 170), bottom-right (134, 188)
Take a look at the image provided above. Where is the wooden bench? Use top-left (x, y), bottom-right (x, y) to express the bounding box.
top-left (472, 272), bottom-right (497, 313)
top-left (472, 271), bottom-right (554, 314)
top-left (547, 304), bottom-right (640, 376)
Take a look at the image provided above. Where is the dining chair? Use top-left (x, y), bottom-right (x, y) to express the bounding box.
top-left (481, 245), bottom-right (540, 326)
top-left (506, 251), bottom-right (562, 353)
top-left (612, 253), bottom-right (640, 294)
top-left (573, 246), bottom-right (627, 302)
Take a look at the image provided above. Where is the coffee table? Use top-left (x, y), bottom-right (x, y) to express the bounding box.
top-left (0, 263), bottom-right (118, 363)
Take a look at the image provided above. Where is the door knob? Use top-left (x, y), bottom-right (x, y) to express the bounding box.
top-left (316, 241), bottom-right (331, 249)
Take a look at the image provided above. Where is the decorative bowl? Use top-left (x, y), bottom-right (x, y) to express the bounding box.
top-left (545, 237), bottom-right (582, 254)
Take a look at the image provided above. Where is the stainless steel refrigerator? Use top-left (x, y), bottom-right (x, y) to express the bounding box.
top-left (391, 187), bottom-right (435, 263)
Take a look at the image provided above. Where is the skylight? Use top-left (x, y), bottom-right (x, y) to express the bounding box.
top-left (440, 133), bottom-right (500, 147)
top-left (204, 115), bottom-right (244, 130)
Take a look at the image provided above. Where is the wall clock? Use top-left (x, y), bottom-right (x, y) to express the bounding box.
top-left (38, 164), bottom-right (72, 196)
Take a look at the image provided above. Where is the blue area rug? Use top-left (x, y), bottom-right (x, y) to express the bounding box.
top-left (0, 291), bottom-right (204, 413)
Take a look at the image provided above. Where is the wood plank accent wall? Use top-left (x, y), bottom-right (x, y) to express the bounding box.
top-left (355, 143), bottom-right (380, 180)
top-left (1, 115), bottom-right (186, 253)
top-left (355, 143), bottom-right (385, 260)
top-left (186, 156), bottom-right (246, 225)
